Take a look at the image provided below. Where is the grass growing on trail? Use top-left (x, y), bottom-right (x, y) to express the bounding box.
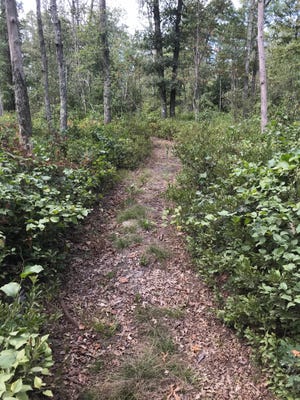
top-left (135, 304), bottom-right (185, 322)
top-left (117, 204), bottom-right (147, 222)
top-left (82, 347), bottom-right (198, 400)
top-left (91, 317), bottom-right (120, 338)
top-left (112, 233), bottom-right (143, 249)
top-left (148, 244), bottom-right (170, 261)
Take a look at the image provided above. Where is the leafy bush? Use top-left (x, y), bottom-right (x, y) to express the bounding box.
top-left (0, 113), bottom-right (152, 398)
top-left (0, 267), bottom-right (53, 399)
top-left (170, 117), bottom-right (300, 398)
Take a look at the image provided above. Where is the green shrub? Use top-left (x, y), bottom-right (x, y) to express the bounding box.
top-left (171, 116), bottom-right (300, 398)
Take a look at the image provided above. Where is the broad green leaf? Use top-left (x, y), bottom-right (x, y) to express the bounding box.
top-left (42, 390), bottom-right (53, 397)
top-left (11, 379), bottom-right (23, 394)
top-left (0, 385), bottom-right (5, 397)
top-left (16, 392), bottom-right (29, 400)
top-left (281, 294), bottom-right (292, 301)
top-left (0, 373), bottom-right (13, 384)
top-left (50, 216), bottom-right (59, 223)
top-left (15, 349), bottom-right (28, 365)
top-left (0, 282), bottom-right (20, 298)
top-left (274, 160), bottom-right (290, 170)
top-left (218, 210), bottom-right (231, 217)
top-left (20, 265), bottom-right (43, 279)
top-left (279, 282), bottom-right (288, 291)
top-left (8, 336), bottom-right (28, 350)
top-left (30, 367), bottom-right (43, 373)
top-left (33, 376), bottom-right (43, 389)
top-left (0, 350), bottom-right (17, 369)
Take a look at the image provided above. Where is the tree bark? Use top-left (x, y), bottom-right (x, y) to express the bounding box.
top-left (50, 0), bottom-right (67, 133)
top-left (5, 0), bottom-right (32, 153)
top-left (0, 0), bottom-right (15, 111)
top-left (169, 0), bottom-right (183, 118)
top-left (99, 0), bottom-right (111, 124)
top-left (0, 91), bottom-right (3, 116)
top-left (36, 0), bottom-right (54, 134)
top-left (257, 0), bottom-right (268, 132)
top-left (153, 0), bottom-right (167, 118)
top-left (243, 0), bottom-right (256, 117)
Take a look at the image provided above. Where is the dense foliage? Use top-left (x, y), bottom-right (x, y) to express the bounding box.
top-left (170, 116), bottom-right (300, 398)
top-left (0, 115), bottom-right (151, 398)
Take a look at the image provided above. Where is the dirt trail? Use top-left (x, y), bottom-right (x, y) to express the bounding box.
top-left (50, 138), bottom-right (275, 400)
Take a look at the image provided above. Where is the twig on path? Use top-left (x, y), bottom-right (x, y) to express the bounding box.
top-left (60, 299), bottom-right (85, 330)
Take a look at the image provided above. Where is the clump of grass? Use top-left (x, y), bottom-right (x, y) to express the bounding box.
top-left (146, 323), bottom-right (176, 354)
top-left (138, 218), bottom-right (154, 231)
top-left (135, 305), bottom-right (184, 323)
top-left (92, 319), bottom-right (120, 338)
top-left (121, 350), bottom-right (165, 381)
top-left (147, 244), bottom-right (170, 261)
top-left (117, 205), bottom-right (147, 223)
top-left (137, 170), bottom-right (151, 186)
top-left (104, 271), bottom-right (116, 280)
top-left (112, 233), bottom-right (142, 249)
top-left (89, 359), bottom-right (104, 373)
top-left (140, 254), bottom-right (150, 267)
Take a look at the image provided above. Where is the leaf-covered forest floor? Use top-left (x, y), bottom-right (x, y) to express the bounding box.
top-left (49, 138), bottom-right (276, 400)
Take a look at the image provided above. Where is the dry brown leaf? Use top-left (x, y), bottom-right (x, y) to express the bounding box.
top-left (291, 349), bottom-right (300, 357)
top-left (191, 344), bottom-right (201, 353)
top-left (167, 384), bottom-right (182, 400)
top-left (118, 277), bottom-right (129, 283)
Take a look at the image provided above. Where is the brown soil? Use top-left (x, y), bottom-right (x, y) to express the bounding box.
top-left (49, 138), bottom-right (276, 400)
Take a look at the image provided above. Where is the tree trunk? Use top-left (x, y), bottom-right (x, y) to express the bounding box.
top-left (169, 0), bottom-right (183, 118)
top-left (153, 0), bottom-right (167, 118)
top-left (5, 0), bottom-right (32, 153)
top-left (0, 91), bottom-right (3, 116)
top-left (257, 0), bottom-right (268, 132)
top-left (243, 0), bottom-right (256, 117)
top-left (36, 0), bottom-right (54, 134)
top-left (193, 7), bottom-right (201, 120)
top-left (100, 0), bottom-right (111, 124)
top-left (0, 0), bottom-right (15, 111)
top-left (50, 0), bottom-right (67, 133)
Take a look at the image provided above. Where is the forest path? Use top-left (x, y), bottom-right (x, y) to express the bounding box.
top-left (50, 138), bottom-right (275, 400)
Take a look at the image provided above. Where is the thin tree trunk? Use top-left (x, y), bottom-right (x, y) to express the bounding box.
top-left (193, 5), bottom-right (201, 120)
top-left (36, 0), bottom-right (54, 134)
top-left (0, 0), bottom-right (15, 111)
top-left (5, 0), bottom-right (32, 153)
top-left (169, 0), bottom-right (183, 118)
top-left (243, 0), bottom-right (256, 117)
top-left (153, 0), bottom-right (167, 118)
top-left (257, 0), bottom-right (268, 132)
top-left (50, 0), bottom-right (67, 133)
top-left (0, 91), bottom-right (3, 116)
top-left (100, 0), bottom-right (111, 124)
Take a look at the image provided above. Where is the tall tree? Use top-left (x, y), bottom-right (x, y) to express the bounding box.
top-left (0, 0), bottom-right (15, 112)
top-left (36, 0), bottom-right (53, 133)
top-left (5, 0), bottom-right (32, 153)
top-left (257, 0), bottom-right (268, 131)
top-left (50, 0), bottom-right (67, 133)
top-left (99, 0), bottom-right (111, 124)
top-left (0, 91), bottom-right (3, 116)
top-left (169, 0), bottom-right (183, 117)
top-left (243, 0), bottom-right (256, 117)
top-left (153, 0), bottom-right (167, 118)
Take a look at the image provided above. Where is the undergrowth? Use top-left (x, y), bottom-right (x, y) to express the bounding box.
top-left (0, 113), bottom-right (152, 399)
top-left (169, 115), bottom-right (300, 399)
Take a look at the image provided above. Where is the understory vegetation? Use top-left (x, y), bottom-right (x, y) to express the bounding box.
top-left (0, 115), bottom-right (151, 399)
top-left (169, 113), bottom-right (300, 399)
